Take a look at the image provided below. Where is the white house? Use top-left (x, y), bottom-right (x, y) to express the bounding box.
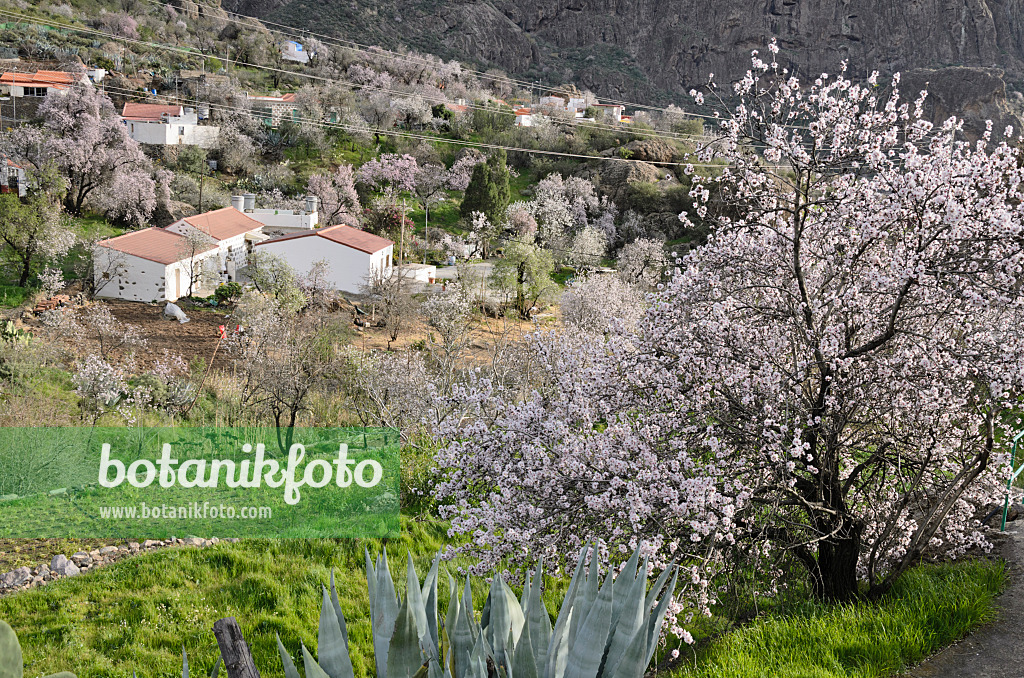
top-left (514, 107), bottom-right (534, 127)
top-left (166, 206), bottom-right (267, 282)
top-left (93, 227), bottom-right (222, 302)
top-left (121, 103), bottom-right (220, 148)
top-left (281, 41), bottom-right (310, 64)
top-left (229, 194), bottom-right (320, 233)
top-left (592, 104), bottom-right (625, 122)
top-left (254, 224), bottom-right (394, 294)
top-left (93, 206), bottom-right (283, 302)
top-left (0, 70), bottom-right (88, 97)
top-left (1, 156), bottom-right (27, 197)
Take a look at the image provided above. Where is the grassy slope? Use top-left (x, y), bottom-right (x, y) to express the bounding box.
top-left (672, 559), bottom-right (1007, 678)
top-left (0, 518), bottom-right (569, 678)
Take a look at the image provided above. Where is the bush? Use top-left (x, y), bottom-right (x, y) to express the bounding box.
top-left (214, 282), bottom-right (242, 304)
top-left (624, 181), bottom-right (664, 214)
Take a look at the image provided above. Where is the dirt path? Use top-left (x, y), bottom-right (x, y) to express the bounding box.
top-left (905, 529), bottom-right (1024, 677)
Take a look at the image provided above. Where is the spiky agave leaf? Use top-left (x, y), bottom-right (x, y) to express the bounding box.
top-left (525, 560), bottom-right (552, 670)
top-left (512, 610), bottom-right (540, 678)
top-left (449, 575), bottom-right (476, 678)
top-left (302, 644), bottom-right (333, 678)
top-left (405, 553), bottom-right (433, 659)
top-left (421, 555), bottom-right (441, 657)
top-left (388, 594), bottom-right (428, 678)
top-left (567, 552), bottom-right (601, 651)
top-left (482, 574), bottom-right (525, 665)
top-left (319, 587), bottom-right (356, 678)
top-left (182, 647), bottom-right (188, 678)
top-left (643, 567), bottom-right (678, 666)
top-left (372, 548), bottom-right (400, 678)
top-left (277, 634), bottom-right (302, 678)
top-left (331, 569), bottom-right (350, 646)
top-left (600, 560), bottom-right (648, 676)
top-left (545, 545), bottom-right (590, 678)
top-left (563, 569), bottom-right (614, 678)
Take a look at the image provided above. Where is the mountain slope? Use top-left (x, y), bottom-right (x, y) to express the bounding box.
top-left (224, 0), bottom-right (1024, 103)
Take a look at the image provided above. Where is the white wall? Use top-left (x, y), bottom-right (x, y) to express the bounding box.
top-left (125, 120), bottom-right (220, 148)
top-left (93, 248), bottom-right (172, 302)
top-left (93, 244), bottom-right (227, 303)
top-left (257, 238), bottom-right (393, 294)
top-left (243, 208), bottom-right (319, 231)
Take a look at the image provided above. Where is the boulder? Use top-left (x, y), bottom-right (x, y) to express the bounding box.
top-left (51, 555), bottom-right (81, 578)
top-left (1, 567), bottom-right (32, 588)
top-left (575, 159), bottom-right (663, 205)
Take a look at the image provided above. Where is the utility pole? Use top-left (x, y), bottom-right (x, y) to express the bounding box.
top-left (399, 198), bottom-right (406, 267)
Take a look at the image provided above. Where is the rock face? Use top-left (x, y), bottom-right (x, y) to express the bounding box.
top-left (230, 0), bottom-right (1024, 100)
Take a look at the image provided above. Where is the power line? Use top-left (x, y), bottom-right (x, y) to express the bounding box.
top-left (140, 0), bottom-right (733, 123)
top-left (0, 6), bottom-right (717, 148)
top-left (94, 81), bottom-right (740, 168)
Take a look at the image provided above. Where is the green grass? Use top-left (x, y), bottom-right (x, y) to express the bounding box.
top-left (0, 284), bottom-right (31, 309)
top-left (672, 559), bottom-right (1007, 678)
top-left (0, 519), bottom-right (572, 678)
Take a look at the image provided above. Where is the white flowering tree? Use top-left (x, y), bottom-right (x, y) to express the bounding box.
top-left (435, 45), bottom-right (1024, 624)
top-left (560, 274), bottom-right (642, 335)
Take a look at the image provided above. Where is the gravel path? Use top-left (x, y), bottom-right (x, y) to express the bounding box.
top-left (905, 528), bottom-right (1024, 677)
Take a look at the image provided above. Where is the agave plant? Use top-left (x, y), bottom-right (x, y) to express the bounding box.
top-left (280, 545), bottom-right (678, 678)
top-left (0, 620), bottom-right (76, 678)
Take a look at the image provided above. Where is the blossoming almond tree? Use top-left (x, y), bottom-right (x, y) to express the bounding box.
top-left (434, 45), bottom-right (1024, 618)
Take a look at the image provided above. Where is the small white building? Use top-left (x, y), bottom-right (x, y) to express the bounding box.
top-left (592, 104), bottom-right (625, 122)
top-left (254, 224), bottom-right (394, 294)
top-left (166, 206), bottom-right (267, 282)
top-left (1, 156), bottom-right (27, 197)
top-left (229, 194), bottom-right (320, 233)
top-left (93, 227), bottom-right (222, 302)
top-left (0, 70), bottom-right (88, 97)
top-left (121, 103), bottom-right (220, 148)
top-left (281, 41), bottom-right (310, 64)
top-left (514, 107), bottom-right (534, 127)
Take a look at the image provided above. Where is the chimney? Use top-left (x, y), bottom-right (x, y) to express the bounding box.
top-left (305, 195), bottom-right (318, 213)
top-left (243, 193), bottom-right (256, 211)
top-left (230, 195), bottom-right (244, 211)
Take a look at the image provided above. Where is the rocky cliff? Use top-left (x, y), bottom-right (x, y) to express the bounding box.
top-left (225, 0), bottom-right (1024, 126)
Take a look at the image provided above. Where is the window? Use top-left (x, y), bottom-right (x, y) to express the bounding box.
top-left (179, 127), bottom-right (185, 136)
top-left (23, 87), bottom-right (46, 97)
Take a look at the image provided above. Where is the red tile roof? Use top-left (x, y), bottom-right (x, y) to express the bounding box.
top-left (249, 92), bottom-right (297, 102)
top-left (0, 70), bottom-right (80, 88)
top-left (182, 207), bottom-right (264, 241)
top-left (122, 102), bottom-right (184, 122)
top-left (96, 227), bottom-right (216, 265)
top-left (445, 103), bottom-right (468, 113)
top-left (256, 224), bottom-right (393, 254)
top-left (515, 108), bottom-right (532, 115)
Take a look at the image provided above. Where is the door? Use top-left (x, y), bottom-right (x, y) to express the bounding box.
top-left (174, 268), bottom-right (181, 300)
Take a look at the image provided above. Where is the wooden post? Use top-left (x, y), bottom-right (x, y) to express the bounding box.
top-left (213, 617), bottom-right (261, 678)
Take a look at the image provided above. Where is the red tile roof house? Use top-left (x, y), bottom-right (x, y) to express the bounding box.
top-left (253, 224), bottom-right (394, 294)
top-left (93, 207), bottom-right (266, 302)
top-left (0, 156), bottom-right (27, 197)
top-left (0, 70), bottom-right (88, 97)
top-left (121, 102), bottom-right (220, 148)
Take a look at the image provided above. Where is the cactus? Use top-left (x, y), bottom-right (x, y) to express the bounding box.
top-left (278, 544), bottom-right (677, 678)
top-left (0, 619), bottom-right (76, 678)
top-left (1, 321), bottom-right (30, 346)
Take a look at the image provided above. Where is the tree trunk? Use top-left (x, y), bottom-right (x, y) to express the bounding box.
top-left (811, 519), bottom-right (863, 601)
top-left (18, 256), bottom-right (31, 287)
top-left (213, 617), bottom-right (261, 678)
